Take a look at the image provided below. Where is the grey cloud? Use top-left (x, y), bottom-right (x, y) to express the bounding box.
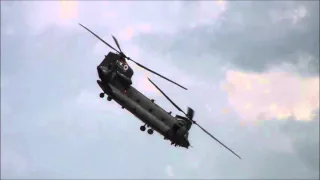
top-left (1, 1), bottom-right (319, 179)
top-left (168, 115), bottom-right (319, 179)
top-left (134, 1), bottom-right (319, 76)
top-left (281, 112), bottom-right (319, 173)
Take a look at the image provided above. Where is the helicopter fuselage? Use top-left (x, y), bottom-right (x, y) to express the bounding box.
top-left (97, 52), bottom-right (191, 148)
top-left (79, 23), bottom-right (241, 159)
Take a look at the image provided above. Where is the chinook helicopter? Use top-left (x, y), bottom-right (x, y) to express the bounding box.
top-left (79, 23), bottom-right (241, 159)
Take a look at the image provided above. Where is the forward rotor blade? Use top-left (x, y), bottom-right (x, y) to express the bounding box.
top-left (148, 78), bottom-right (187, 115)
top-left (79, 23), bottom-right (120, 53)
top-left (79, 23), bottom-right (187, 90)
top-left (132, 61), bottom-right (187, 90)
top-left (194, 123), bottom-right (241, 159)
top-left (112, 35), bottom-right (123, 53)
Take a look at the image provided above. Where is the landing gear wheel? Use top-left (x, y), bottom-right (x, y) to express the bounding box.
top-left (140, 126), bottom-right (146, 131)
top-left (99, 93), bottom-right (104, 98)
top-left (107, 96), bottom-right (112, 101)
top-left (147, 129), bottom-right (154, 135)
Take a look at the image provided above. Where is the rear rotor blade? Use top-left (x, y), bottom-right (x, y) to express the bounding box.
top-left (148, 78), bottom-right (240, 159)
top-left (148, 78), bottom-right (187, 114)
top-left (194, 122), bottom-right (241, 159)
top-left (112, 35), bottom-right (123, 53)
top-left (79, 23), bottom-right (120, 53)
top-left (133, 62), bottom-right (187, 90)
top-left (187, 107), bottom-right (195, 119)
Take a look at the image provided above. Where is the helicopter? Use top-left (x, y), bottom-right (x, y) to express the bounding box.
top-left (79, 23), bottom-right (241, 159)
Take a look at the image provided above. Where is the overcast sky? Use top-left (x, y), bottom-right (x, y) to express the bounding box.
top-left (1, 1), bottom-right (319, 179)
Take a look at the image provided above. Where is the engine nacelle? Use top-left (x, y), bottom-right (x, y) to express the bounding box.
top-left (116, 71), bottom-right (133, 86)
top-left (176, 115), bottom-right (192, 131)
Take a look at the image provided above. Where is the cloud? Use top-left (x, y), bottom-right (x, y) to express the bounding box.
top-left (222, 70), bottom-right (319, 121)
top-left (282, 114), bottom-right (319, 172)
top-left (127, 2), bottom-right (319, 178)
top-left (75, 89), bottom-right (124, 116)
top-left (176, 116), bottom-right (319, 179)
top-left (164, 165), bottom-right (175, 177)
top-left (1, 1), bottom-right (319, 179)
top-left (59, 1), bottom-right (79, 20)
top-left (272, 5), bottom-right (308, 24)
top-left (132, 1), bottom-right (319, 123)
top-left (135, 1), bottom-right (319, 76)
top-left (20, 1), bottom-right (228, 36)
top-left (2, 25), bottom-right (15, 36)
top-left (1, 148), bottom-right (29, 179)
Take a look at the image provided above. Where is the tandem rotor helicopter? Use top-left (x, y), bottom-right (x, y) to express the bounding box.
top-left (79, 23), bottom-right (241, 159)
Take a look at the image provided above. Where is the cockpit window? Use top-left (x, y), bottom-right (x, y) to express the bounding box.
top-left (116, 60), bottom-right (129, 71)
top-left (116, 60), bottom-right (125, 66)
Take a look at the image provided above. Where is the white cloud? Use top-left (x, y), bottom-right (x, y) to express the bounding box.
top-left (1, 77), bottom-right (12, 117)
top-left (1, 76), bottom-right (7, 89)
top-left (164, 164), bottom-right (175, 177)
top-left (2, 25), bottom-right (15, 36)
top-left (1, 148), bottom-right (29, 178)
top-left (222, 69), bottom-right (319, 122)
top-left (186, 1), bottom-right (227, 28)
top-left (185, 154), bottom-right (201, 169)
top-left (23, 1), bottom-right (228, 36)
top-left (1, 101), bottom-right (12, 117)
top-left (75, 89), bottom-right (123, 116)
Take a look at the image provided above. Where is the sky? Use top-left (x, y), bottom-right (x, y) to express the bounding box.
top-left (1, 0), bottom-right (319, 179)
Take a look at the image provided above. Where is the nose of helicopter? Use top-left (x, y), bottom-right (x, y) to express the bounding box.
top-left (97, 66), bottom-right (106, 73)
top-left (97, 66), bottom-right (110, 78)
